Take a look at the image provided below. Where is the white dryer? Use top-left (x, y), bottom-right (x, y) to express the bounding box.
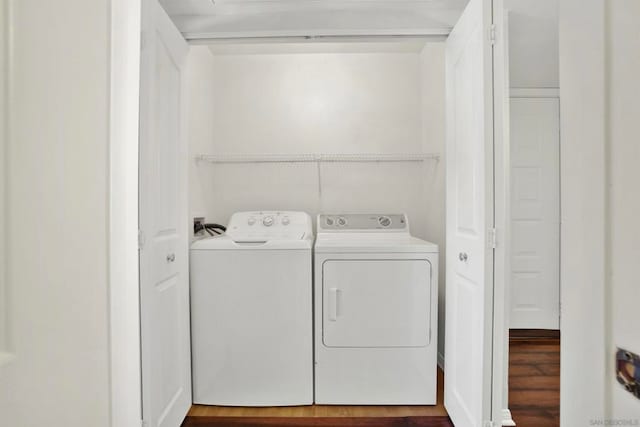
top-left (190, 211), bottom-right (313, 406)
top-left (314, 214), bottom-right (438, 405)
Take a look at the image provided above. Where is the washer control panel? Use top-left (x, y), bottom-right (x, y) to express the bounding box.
top-left (318, 214), bottom-right (408, 231)
top-left (227, 211), bottom-right (312, 242)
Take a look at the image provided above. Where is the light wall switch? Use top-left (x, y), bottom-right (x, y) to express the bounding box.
top-left (616, 348), bottom-right (640, 400)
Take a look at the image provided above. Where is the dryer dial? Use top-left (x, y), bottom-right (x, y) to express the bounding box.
top-left (378, 216), bottom-right (392, 227)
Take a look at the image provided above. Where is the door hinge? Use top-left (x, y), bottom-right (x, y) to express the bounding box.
top-left (489, 228), bottom-right (497, 249)
top-left (138, 230), bottom-right (146, 250)
top-left (489, 24), bottom-right (497, 45)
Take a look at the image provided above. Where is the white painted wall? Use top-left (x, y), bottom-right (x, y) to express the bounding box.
top-left (187, 40), bottom-right (447, 356)
top-left (189, 42), bottom-right (443, 238)
top-left (420, 43), bottom-right (447, 365)
top-left (559, 1), bottom-right (607, 423)
top-left (605, 0), bottom-right (640, 420)
top-left (0, 0), bottom-right (7, 363)
top-left (557, 0), bottom-right (640, 425)
top-left (187, 46), bottom-right (217, 238)
top-left (0, 1), bottom-right (112, 426)
top-left (505, 0), bottom-right (558, 88)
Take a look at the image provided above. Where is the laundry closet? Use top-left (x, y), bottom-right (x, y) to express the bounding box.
top-left (138, 0), bottom-right (508, 426)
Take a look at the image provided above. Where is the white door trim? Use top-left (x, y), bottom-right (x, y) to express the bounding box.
top-left (109, 0), bottom-right (143, 426)
top-left (491, 0), bottom-right (509, 424)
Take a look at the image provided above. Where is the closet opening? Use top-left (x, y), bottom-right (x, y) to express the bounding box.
top-left (134, 1), bottom-right (510, 426)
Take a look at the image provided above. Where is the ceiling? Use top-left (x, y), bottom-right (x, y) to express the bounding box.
top-left (159, 0), bottom-right (470, 40)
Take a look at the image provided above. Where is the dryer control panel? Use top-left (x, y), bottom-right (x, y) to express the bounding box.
top-left (318, 214), bottom-right (408, 232)
top-left (227, 211), bottom-right (312, 242)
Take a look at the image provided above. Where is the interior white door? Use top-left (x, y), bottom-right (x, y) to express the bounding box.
top-left (444, 0), bottom-right (497, 425)
top-left (139, 1), bottom-right (191, 426)
top-left (509, 97), bottom-right (560, 330)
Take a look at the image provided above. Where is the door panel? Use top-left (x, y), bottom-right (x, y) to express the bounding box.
top-left (322, 260), bottom-right (431, 348)
top-left (444, 0), bottom-right (496, 426)
top-left (139, 1), bottom-right (191, 426)
top-left (509, 97), bottom-right (560, 329)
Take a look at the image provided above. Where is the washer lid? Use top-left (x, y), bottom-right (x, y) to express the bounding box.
top-left (191, 235), bottom-right (312, 250)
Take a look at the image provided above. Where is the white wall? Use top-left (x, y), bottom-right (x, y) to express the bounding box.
top-left (0, 1), bottom-right (112, 426)
top-left (0, 0), bottom-right (7, 362)
top-left (189, 41), bottom-right (444, 239)
top-left (558, 0), bottom-right (640, 425)
top-left (559, 1), bottom-right (607, 424)
top-left (420, 43), bottom-right (447, 364)
top-left (187, 46), bottom-right (217, 237)
top-left (505, 0), bottom-right (558, 88)
top-left (606, 0), bottom-right (640, 420)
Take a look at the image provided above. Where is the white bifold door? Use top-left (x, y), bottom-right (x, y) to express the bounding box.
top-left (444, 0), bottom-right (506, 426)
top-left (139, 0), bottom-right (191, 426)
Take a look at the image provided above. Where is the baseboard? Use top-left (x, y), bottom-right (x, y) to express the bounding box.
top-left (437, 352), bottom-right (445, 370)
top-left (502, 409), bottom-right (516, 426)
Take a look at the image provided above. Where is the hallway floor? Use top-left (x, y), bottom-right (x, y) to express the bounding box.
top-left (509, 332), bottom-right (561, 427)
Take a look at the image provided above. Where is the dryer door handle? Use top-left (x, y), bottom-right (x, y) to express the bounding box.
top-left (329, 288), bottom-right (340, 321)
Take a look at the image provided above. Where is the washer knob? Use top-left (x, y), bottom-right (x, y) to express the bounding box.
top-left (281, 216), bottom-right (290, 225)
top-left (263, 216), bottom-right (274, 227)
top-left (326, 217), bottom-right (334, 226)
top-left (337, 217), bottom-right (347, 227)
top-left (247, 217), bottom-right (256, 225)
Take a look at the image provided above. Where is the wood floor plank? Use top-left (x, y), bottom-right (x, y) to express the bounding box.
top-left (537, 363), bottom-right (561, 376)
top-left (509, 364), bottom-right (543, 377)
top-left (509, 375), bottom-right (559, 390)
top-left (509, 343), bottom-right (560, 353)
top-left (509, 351), bottom-right (559, 364)
top-left (510, 329), bottom-right (560, 340)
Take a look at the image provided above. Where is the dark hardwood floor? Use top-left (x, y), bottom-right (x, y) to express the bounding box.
top-left (182, 416), bottom-right (453, 427)
top-left (509, 334), bottom-right (561, 427)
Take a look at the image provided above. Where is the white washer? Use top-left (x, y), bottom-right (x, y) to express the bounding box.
top-left (314, 214), bottom-right (439, 405)
top-left (190, 211), bottom-right (313, 406)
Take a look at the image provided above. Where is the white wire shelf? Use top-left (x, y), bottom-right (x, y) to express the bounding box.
top-left (195, 153), bottom-right (440, 164)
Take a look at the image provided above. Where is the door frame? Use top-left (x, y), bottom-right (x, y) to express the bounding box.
top-left (491, 1), bottom-right (511, 425)
top-left (507, 94), bottom-right (561, 331)
top-left (107, 1), bottom-right (511, 426)
top-left (109, 0), bottom-right (143, 425)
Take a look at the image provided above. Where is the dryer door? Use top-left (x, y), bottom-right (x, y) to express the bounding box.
top-left (322, 259), bottom-right (431, 348)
